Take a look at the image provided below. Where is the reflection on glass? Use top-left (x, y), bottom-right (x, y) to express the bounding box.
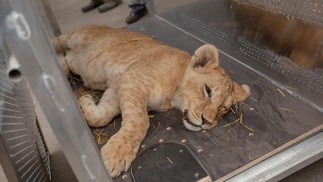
top-left (230, 0), bottom-right (323, 69)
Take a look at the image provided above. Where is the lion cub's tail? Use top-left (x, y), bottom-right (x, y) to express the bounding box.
top-left (52, 35), bottom-right (69, 54)
top-left (52, 35), bottom-right (70, 76)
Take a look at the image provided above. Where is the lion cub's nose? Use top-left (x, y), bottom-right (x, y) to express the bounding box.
top-left (201, 114), bottom-right (210, 125)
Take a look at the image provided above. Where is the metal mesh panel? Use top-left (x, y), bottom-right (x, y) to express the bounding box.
top-left (181, 14), bottom-right (231, 47)
top-left (232, 0), bottom-right (323, 26)
top-left (238, 37), bottom-right (323, 94)
top-left (153, 0), bottom-right (323, 108)
top-left (0, 33), bottom-right (51, 182)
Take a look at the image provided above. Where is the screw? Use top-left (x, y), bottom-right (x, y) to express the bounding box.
top-left (122, 175), bottom-right (127, 180)
top-left (197, 149), bottom-right (203, 153)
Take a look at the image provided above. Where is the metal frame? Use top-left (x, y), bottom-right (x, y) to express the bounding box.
top-left (0, 0), bottom-right (321, 181)
top-left (222, 127), bottom-right (323, 182)
top-left (0, 0), bottom-right (111, 181)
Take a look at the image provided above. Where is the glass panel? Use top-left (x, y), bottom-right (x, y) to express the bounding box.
top-left (153, 0), bottom-right (323, 108)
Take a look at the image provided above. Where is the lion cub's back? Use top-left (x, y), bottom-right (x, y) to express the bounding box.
top-left (69, 24), bottom-right (158, 49)
top-left (67, 25), bottom-right (176, 88)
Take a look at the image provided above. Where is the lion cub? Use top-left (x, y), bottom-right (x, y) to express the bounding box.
top-left (53, 25), bottom-right (250, 177)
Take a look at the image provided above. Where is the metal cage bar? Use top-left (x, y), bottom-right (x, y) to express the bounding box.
top-left (0, 0), bottom-right (111, 181)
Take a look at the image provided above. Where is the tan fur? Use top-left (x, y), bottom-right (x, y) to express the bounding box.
top-left (53, 25), bottom-right (250, 177)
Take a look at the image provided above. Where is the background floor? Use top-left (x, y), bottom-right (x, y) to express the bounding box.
top-left (0, 0), bottom-right (322, 181)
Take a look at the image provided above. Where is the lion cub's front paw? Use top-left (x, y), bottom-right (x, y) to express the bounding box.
top-left (101, 132), bottom-right (140, 177)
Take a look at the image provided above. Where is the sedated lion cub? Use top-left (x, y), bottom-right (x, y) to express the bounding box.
top-left (53, 25), bottom-right (250, 177)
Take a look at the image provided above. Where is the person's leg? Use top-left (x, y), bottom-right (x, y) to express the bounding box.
top-left (81, 0), bottom-right (104, 13)
top-left (127, 0), bottom-right (144, 6)
top-left (98, 0), bottom-right (121, 13)
top-left (126, 0), bottom-right (147, 24)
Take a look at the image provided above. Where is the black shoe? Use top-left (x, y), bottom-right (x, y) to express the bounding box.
top-left (81, 1), bottom-right (103, 13)
top-left (98, 0), bottom-right (120, 13)
top-left (125, 7), bottom-right (147, 24)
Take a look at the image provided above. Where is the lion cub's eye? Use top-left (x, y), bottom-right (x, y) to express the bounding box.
top-left (204, 84), bottom-right (212, 98)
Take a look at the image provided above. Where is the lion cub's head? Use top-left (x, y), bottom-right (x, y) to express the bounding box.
top-left (179, 44), bottom-right (250, 131)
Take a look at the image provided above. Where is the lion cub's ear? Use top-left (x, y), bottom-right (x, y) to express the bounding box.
top-left (191, 44), bottom-right (219, 68)
top-left (233, 82), bottom-right (251, 104)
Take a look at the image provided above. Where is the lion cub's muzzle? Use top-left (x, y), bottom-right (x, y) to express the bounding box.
top-left (182, 110), bottom-right (218, 131)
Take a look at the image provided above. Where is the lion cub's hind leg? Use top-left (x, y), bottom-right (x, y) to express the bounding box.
top-left (79, 88), bottom-right (120, 127)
